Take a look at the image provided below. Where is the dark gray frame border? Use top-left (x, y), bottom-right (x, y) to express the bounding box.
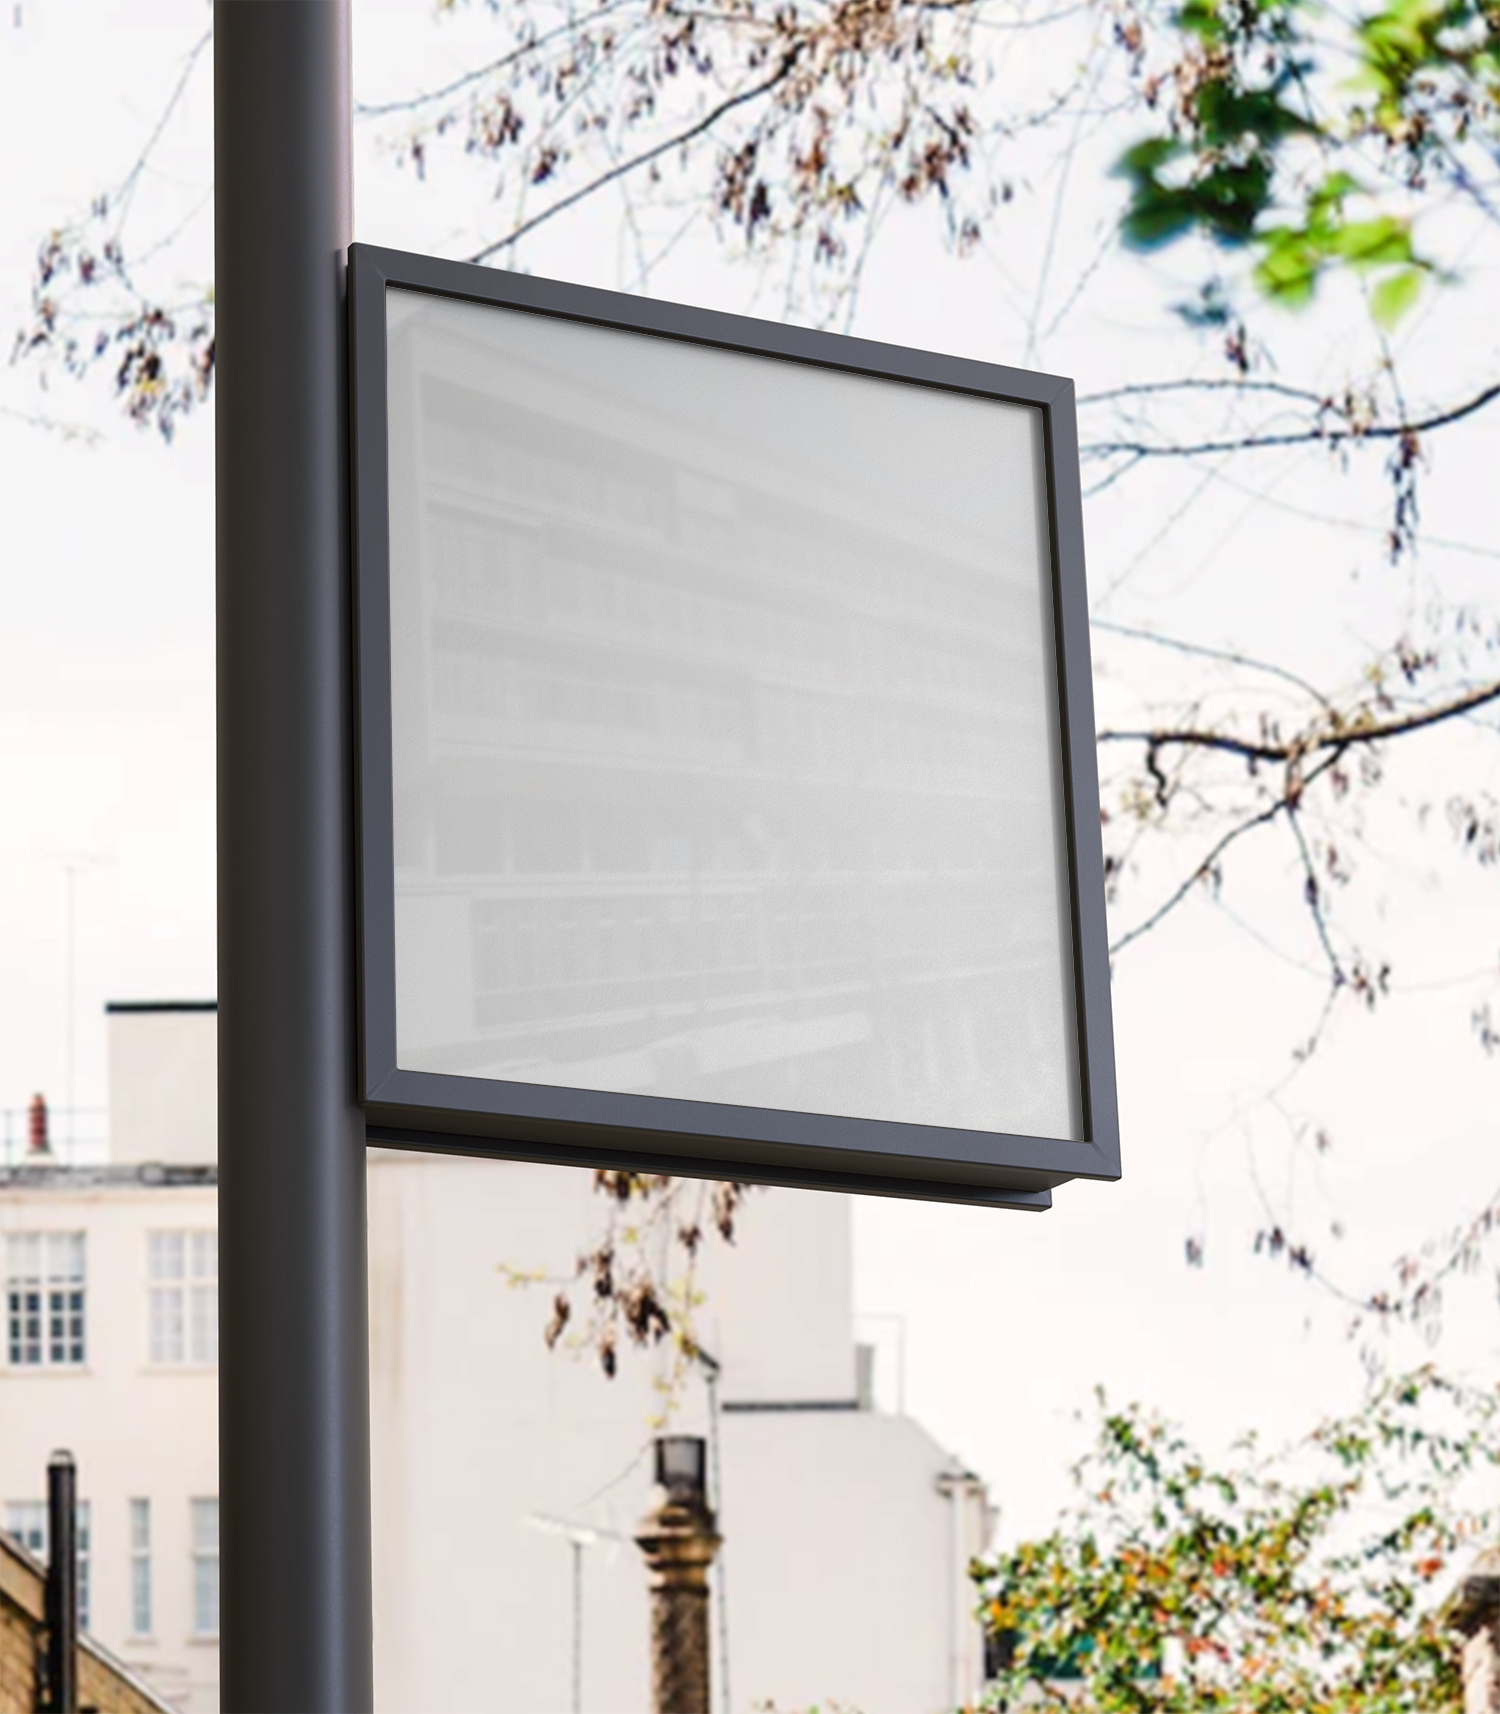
top-left (349, 241), bottom-right (1118, 1210)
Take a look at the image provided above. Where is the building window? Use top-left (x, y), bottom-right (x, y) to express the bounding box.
top-left (191, 1498), bottom-right (218, 1638)
top-left (6, 1232), bottom-right (86, 1367)
top-left (3, 1499), bottom-right (45, 1557)
top-left (130, 1498), bottom-right (152, 1636)
top-left (149, 1231), bottom-right (217, 1365)
top-left (4, 1498), bottom-right (91, 1629)
top-left (78, 1501), bottom-right (91, 1630)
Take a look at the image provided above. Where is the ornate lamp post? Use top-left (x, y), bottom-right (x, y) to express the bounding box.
top-left (636, 1436), bottom-right (721, 1714)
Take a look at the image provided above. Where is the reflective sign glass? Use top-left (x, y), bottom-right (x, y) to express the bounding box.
top-left (385, 287), bottom-right (1081, 1142)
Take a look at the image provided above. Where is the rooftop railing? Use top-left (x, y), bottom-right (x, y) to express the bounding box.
top-left (0, 1109), bottom-right (109, 1168)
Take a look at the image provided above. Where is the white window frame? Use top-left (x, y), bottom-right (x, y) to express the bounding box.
top-left (5, 1232), bottom-right (86, 1368)
top-left (2, 1499), bottom-right (46, 1558)
top-left (130, 1497), bottom-right (152, 1637)
top-left (78, 1499), bottom-right (91, 1631)
top-left (4, 1498), bottom-right (91, 1629)
top-left (148, 1230), bottom-right (218, 1366)
top-left (190, 1497), bottom-right (219, 1639)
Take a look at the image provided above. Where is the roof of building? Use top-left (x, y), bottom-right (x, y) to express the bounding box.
top-left (0, 1529), bottom-right (179, 1714)
top-left (0, 1163), bottom-right (217, 1190)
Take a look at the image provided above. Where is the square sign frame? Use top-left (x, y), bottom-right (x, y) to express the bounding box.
top-left (349, 242), bottom-right (1118, 1210)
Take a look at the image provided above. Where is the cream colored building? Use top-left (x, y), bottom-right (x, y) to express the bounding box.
top-left (0, 1003), bottom-right (219, 1714)
top-left (369, 1148), bottom-right (995, 1714)
top-left (3, 1004), bottom-right (993, 1714)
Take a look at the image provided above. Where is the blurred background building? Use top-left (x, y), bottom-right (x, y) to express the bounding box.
top-left (0, 1003), bottom-right (218, 1714)
top-left (2, 1002), bottom-right (993, 1714)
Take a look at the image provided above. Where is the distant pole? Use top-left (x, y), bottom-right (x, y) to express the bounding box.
top-left (525, 1512), bottom-right (627, 1714)
top-left (572, 1534), bottom-right (584, 1714)
top-left (700, 1354), bottom-right (733, 1714)
top-left (216, 3), bottom-right (372, 1711)
top-left (637, 1437), bottom-right (721, 1714)
top-left (45, 1450), bottom-right (78, 1714)
top-left (63, 863), bottom-right (74, 1146)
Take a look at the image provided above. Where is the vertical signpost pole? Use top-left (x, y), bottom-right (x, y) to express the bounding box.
top-left (216, 4), bottom-right (372, 1710)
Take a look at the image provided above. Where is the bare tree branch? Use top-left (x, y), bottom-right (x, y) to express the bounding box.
top-left (466, 61), bottom-right (801, 263)
top-left (1100, 679), bottom-right (1500, 766)
top-left (1108, 789), bottom-right (1295, 956)
top-left (1285, 802), bottom-right (1344, 984)
top-left (1079, 376), bottom-right (1326, 409)
top-left (1084, 379), bottom-right (1500, 463)
top-left (353, 7), bottom-right (640, 120)
top-left (1091, 617), bottom-right (1333, 708)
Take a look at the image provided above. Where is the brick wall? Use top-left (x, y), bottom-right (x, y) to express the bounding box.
top-left (0, 1533), bottom-right (173, 1714)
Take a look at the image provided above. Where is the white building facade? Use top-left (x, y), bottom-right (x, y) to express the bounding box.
top-left (2, 1004), bottom-right (992, 1714)
top-left (369, 1148), bottom-right (994, 1714)
top-left (0, 1003), bottom-right (220, 1714)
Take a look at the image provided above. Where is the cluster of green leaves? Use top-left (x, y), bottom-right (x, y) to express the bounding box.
top-left (1115, 0), bottom-right (1497, 322)
top-left (978, 1368), bottom-right (1499, 1713)
top-left (1116, 0), bottom-right (1316, 253)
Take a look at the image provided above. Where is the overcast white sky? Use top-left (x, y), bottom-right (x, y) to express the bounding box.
top-left (2, 0), bottom-right (1499, 1543)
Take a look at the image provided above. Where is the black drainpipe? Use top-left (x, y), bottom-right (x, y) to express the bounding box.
top-left (43, 1449), bottom-right (78, 1714)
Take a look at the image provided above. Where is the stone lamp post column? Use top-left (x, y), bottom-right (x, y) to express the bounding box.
top-left (636, 1435), bottom-right (721, 1714)
top-left (1448, 1547), bottom-right (1500, 1714)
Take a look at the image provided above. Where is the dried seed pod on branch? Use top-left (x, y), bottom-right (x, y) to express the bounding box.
top-left (500, 1171), bottom-right (755, 1393)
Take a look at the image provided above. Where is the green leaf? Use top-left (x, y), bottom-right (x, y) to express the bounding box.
top-left (1196, 81), bottom-right (1316, 147)
top-left (1175, 0), bottom-right (1227, 41)
top-left (1253, 229), bottom-right (1321, 304)
top-left (1330, 215), bottom-right (1415, 269)
top-left (1306, 170), bottom-right (1360, 220)
top-left (1116, 136), bottom-right (1186, 177)
top-left (1372, 264), bottom-right (1424, 325)
top-left (1122, 191), bottom-right (1201, 250)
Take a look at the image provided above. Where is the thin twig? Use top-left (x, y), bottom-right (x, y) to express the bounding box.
top-left (1084, 380), bottom-right (1500, 462)
top-left (1091, 618), bottom-right (1333, 709)
top-left (1285, 803), bottom-right (1345, 985)
top-left (1109, 798), bottom-right (1287, 956)
top-left (466, 61), bottom-right (800, 263)
top-left (1109, 751), bottom-right (1346, 955)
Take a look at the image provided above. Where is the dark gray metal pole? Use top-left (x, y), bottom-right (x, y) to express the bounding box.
top-left (216, 4), bottom-right (372, 1711)
top-left (45, 1450), bottom-right (77, 1714)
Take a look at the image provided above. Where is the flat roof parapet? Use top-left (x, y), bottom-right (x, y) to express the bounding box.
top-left (0, 1162), bottom-right (218, 1190)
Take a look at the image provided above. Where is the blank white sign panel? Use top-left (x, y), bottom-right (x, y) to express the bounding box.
top-left (385, 287), bottom-right (1082, 1142)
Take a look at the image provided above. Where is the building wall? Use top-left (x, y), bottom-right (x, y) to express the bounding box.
top-left (107, 1006), bottom-right (217, 1168)
top-left (717, 1411), bottom-right (990, 1714)
top-left (5, 1008), bottom-right (989, 1714)
top-left (368, 1149), bottom-right (990, 1714)
top-left (0, 1173), bottom-right (219, 1714)
top-left (695, 1177), bottom-right (857, 1408)
top-left (0, 1543), bottom-right (35, 1714)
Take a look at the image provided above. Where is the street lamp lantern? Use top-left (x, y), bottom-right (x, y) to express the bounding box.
top-left (655, 1435), bottom-right (709, 1500)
